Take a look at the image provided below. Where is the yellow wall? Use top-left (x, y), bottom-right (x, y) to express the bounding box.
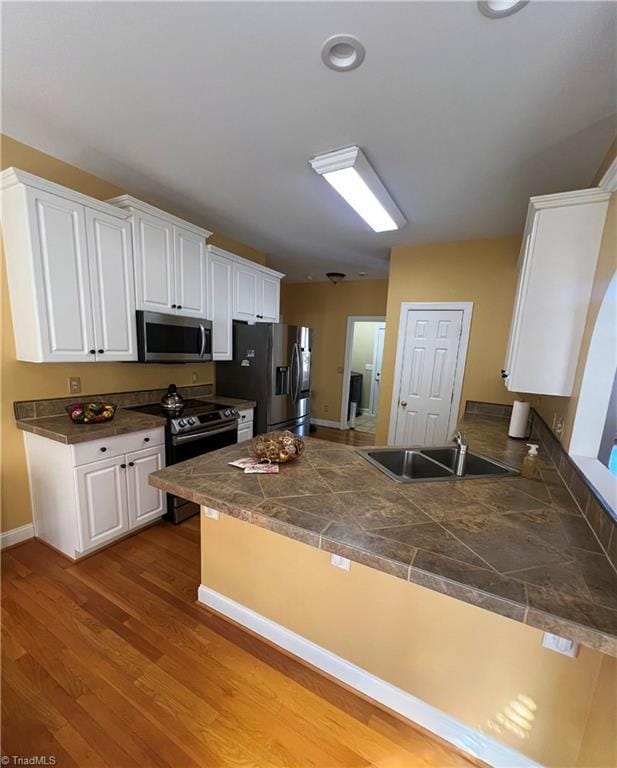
top-left (202, 513), bottom-right (615, 768)
top-left (280, 280), bottom-right (388, 422)
top-left (0, 135), bottom-right (267, 532)
top-left (375, 237), bottom-right (520, 442)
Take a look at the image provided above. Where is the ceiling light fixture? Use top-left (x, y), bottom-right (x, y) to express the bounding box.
top-left (478, 0), bottom-right (529, 18)
top-left (326, 272), bottom-right (346, 284)
top-left (321, 34), bottom-right (365, 72)
top-left (310, 146), bottom-right (406, 232)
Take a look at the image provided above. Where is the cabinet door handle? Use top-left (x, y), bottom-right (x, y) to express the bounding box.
top-left (100, 447), bottom-right (107, 452)
top-left (128, 462), bottom-right (135, 467)
top-left (120, 463), bottom-right (126, 469)
top-left (89, 349), bottom-right (96, 355)
top-left (177, 305), bottom-right (182, 309)
top-left (171, 304), bottom-right (177, 309)
top-left (144, 437), bottom-right (150, 442)
top-left (98, 349), bottom-right (104, 354)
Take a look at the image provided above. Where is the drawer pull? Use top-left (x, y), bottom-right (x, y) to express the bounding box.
top-left (100, 447), bottom-right (107, 452)
top-left (128, 462), bottom-right (135, 467)
top-left (120, 463), bottom-right (126, 469)
top-left (144, 437), bottom-right (150, 442)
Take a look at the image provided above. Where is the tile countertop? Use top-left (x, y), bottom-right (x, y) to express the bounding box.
top-left (149, 415), bottom-right (617, 656)
top-left (14, 396), bottom-right (257, 445)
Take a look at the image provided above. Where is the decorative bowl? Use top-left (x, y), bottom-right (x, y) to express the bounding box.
top-left (66, 402), bottom-right (117, 424)
top-left (251, 431), bottom-right (305, 464)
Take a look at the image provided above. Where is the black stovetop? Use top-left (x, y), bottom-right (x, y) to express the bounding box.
top-left (126, 399), bottom-right (227, 418)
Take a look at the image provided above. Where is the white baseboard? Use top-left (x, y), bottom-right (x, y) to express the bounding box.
top-left (198, 585), bottom-right (541, 768)
top-left (310, 418), bottom-right (343, 429)
top-left (1, 523), bottom-right (34, 550)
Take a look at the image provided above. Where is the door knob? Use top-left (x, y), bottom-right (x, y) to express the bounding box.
top-left (400, 401), bottom-right (407, 407)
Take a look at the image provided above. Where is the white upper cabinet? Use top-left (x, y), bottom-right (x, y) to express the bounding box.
top-left (108, 195), bottom-right (210, 319)
top-left (504, 188), bottom-right (610, 396)
top-left (85, 208), bottom-right (137, 361)
top-left (232, 259), bottom-right (283, 323)
top-left (174, 225), bottom-right (207, 317)
top-left (1, 168), bottom-right (135, 363)
top-left (207, 246), bottom-right (234, 360)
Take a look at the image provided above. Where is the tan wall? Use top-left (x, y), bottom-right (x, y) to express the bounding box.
top-left (202, 514), bottom-right (615, 768)
top-left (280, 280), bottom-right (388, 422)
top-left (350, 321), bottom-right (382, 411)
top-left (375, 237), bottom-right (520, 442)
top-left (0, 135), bottom-right (267, 532)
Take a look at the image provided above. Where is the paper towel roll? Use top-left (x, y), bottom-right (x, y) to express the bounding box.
top-left (509, 400), bottom-right (530, 439)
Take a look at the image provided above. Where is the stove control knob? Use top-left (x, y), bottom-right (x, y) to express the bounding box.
top-left (232, 409), bottom-right (238, 416)
top-left (187, 417), bottom-right (196, 426)
top-left (178, 419), bottom-right (187, 428)
top-left (224, 409), bottom-right (231, 417)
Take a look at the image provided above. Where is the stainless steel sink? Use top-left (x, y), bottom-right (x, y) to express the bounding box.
top-left (356, 445), bottom-right (518, 483)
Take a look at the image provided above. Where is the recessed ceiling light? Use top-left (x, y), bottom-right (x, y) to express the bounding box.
top-left (478, 0), bottom-right (529, 18)
top-left (321, 34), bottom-right (365, 72)
top-left (310, 146), bottom-right (406, 232)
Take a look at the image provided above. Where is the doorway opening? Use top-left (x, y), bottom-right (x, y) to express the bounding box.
top-left (340, 316), bottom-right (386, 434)
top-left (388, 302), bottom-right (473, 446)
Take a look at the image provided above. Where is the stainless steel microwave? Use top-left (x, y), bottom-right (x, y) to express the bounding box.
top-left (136, 311), bottom-right (212, 363)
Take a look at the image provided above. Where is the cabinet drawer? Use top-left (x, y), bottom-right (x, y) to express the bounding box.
top-left (72, 427), bottom-right (165, 466)
top-left (238, 408), bottom-right (254, 424)
top-left (237, 423), bottom-right (254, 443)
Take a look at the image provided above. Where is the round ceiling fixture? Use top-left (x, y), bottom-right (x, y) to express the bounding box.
top-left (478, 0), bottom-right (529, 18)
top-left (326, 272), bottom-right (346, 284)
top-left (321, 34), bottom-right (365, 72)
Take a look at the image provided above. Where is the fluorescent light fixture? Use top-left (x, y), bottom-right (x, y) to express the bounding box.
top-left (310, 146), bottom-right (406, 232)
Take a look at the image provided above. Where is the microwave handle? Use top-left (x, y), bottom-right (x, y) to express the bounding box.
top-left (199, 324), bottom-right (207, 358)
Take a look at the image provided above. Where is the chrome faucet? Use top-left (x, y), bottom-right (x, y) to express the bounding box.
top-left (453, 431), bottom-right (468, 477)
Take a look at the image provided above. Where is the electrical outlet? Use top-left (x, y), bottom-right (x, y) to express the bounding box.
top-left (555, 416), bottom-right (564, 437)
top-left (323, 404), bottom-right (329, 413)
top-left (68, 377), bottom-right (81, 394)
top-left (203, 507), bottom-right (219, 520)
top-left (191, 371), bottom-right (198, 384)
top-left (330, 554), bottom-right (351, 571)
top-left (542, 632), bottom-right (578, 657)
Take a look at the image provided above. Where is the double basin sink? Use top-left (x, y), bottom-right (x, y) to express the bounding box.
top-left (356, 445), bottom-right (518, 483)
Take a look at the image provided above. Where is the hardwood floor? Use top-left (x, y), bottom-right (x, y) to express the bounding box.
top-left (1, 520), bottom-right (479, 767)
top-left (312, 426), bottom-right (376, 446)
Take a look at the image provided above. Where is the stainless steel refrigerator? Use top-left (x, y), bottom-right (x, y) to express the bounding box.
top-left (216, 322), bottom-right (313, 436)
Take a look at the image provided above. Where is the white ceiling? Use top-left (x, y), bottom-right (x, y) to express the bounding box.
top-left (2, 1), bottom-right (616, 281)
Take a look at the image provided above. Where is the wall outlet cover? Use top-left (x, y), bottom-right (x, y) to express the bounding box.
top-left (68, 377), bottom-right (81, 394)
top-left (542, 632), bottom-right (578, 657)
top-left (191, 371), bottom-right (198, 383)
top-left (330, 554), bottom-right (351, 571)
top-left (203, 507), bottom-right (220, 520)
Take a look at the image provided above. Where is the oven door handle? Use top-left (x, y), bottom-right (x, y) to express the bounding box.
top-left (172, 422), bottom-right (237, 444)
top-left (199, 324), bottom-right (207, 358)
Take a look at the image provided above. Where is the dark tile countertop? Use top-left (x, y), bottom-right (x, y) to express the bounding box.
top-left (14, 396), bottom-right (257, 445)
top-left (149, 415), bottom-right (617, 656)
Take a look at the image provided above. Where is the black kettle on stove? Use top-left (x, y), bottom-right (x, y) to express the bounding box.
top-left (161, 384), bottom-right (184, 414)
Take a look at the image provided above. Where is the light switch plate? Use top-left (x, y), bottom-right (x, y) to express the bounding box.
top-left (203, 507), bottom-right (219, 520)
top-left (68, 377), bottom-right (81, 394)
top-left (191, 371), bottom-right (198, 383)
top-left (330, 554), bottom-right (351, 571)
top-left (542, 632), bottom-right (578, 657)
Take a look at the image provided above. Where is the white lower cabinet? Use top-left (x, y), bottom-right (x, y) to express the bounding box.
top-left (24, 427), bottom-right (165, 559)
top-left (237, 408), bottom-right (254, 443)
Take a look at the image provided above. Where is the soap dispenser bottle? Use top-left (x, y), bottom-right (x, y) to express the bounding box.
top-left (521, 443), bottom-right (539, 479)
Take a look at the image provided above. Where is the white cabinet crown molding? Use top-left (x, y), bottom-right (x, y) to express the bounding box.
top-left (598, 157), bottom-right (617, 192)
top-left (206, 243), bottom-right (285, 279)
top-left (0, 167), bottom-right (130, 219)
top-left (107, 194), bottom-right (212, 239)
top-left (528, 187), bottom-right (610, 210)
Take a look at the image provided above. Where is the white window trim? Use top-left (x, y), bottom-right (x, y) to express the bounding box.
top-left (569, 270), bottom-right (617, 516)
top-left (387, 302), bottom-right (473, 446)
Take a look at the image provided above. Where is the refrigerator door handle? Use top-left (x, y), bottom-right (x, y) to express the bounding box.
top-left (291, 343), bottom-right (300, 403)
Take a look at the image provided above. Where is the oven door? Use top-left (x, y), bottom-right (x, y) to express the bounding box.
top-left (166, 421), bottom-right (238, 523)
top-left (137, 311), bottom-right (212, 363)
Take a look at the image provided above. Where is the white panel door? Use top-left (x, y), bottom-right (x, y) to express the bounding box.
top-left (233, 263), bottom-right (259, 321)
top-left (126, 445), bottom-right (165, 528)
top-left (259, 274), bottom-right (280, 322)
top-left (75, 456), bottom-right (129, 552)
top-left (133, 213), bottom-right (174, 312)
top-left (27, 188), bottom-right (94, 361)
top-left (85, 209), bottom-right (137, 361)
top-left (393, 310), bottom-right (463, 446)
top-left (174, 225), bottom-right (207, 318)
top-left (207, 251), bottom-right (233, 360)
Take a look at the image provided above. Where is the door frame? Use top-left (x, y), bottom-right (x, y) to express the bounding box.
top-left (387, 302), bottom-right (473, 445)
top-left (369, 323), bottom-right (386, 416)
top-left (339, 315), bottom-right (386, 430)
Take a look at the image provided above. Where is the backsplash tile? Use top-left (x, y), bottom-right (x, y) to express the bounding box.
top-left (15, 383), bottom-right (215, 420)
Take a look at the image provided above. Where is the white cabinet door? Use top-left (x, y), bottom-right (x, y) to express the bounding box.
top-left (237, 423), bottom-right (254, 443)
top-left (133, 212), bottom-right (175, 312)
top-left (207, 250), bottom-right (233, 360)
top-left (75, 456), bottom-right (129, 552)
top-left (174, 225), bottom-right (207, 318)
top-left (259, 274), bottom-right (280, 322)
top-left (27, 188), bottom-right (95, 361)
top-left (85, 209), bottom-right (137, 361)
top-left (233, 263), bottom-right (259, 321)
top-left (126, 445), bottom-right (165, 528)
